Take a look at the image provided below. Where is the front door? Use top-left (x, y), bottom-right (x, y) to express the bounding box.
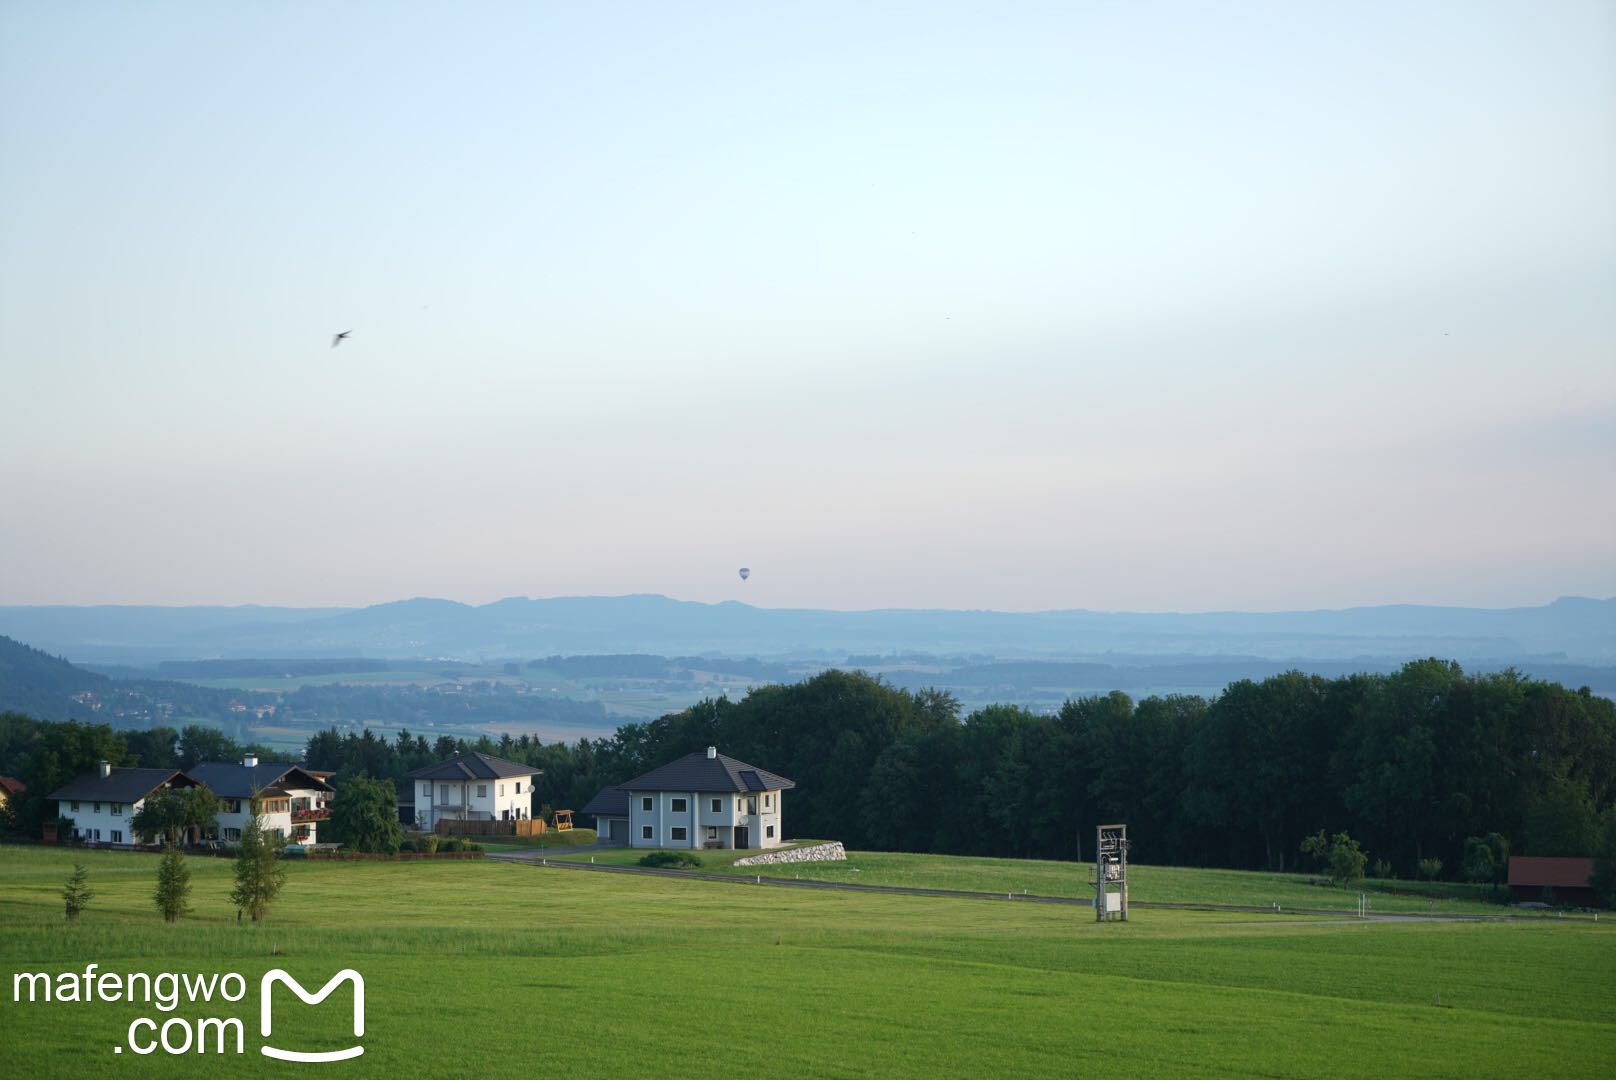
top-left (735, 825), bottom-right (749, 850)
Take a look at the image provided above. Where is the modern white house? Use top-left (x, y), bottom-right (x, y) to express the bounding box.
top-left (188, 755), bottom-right (335, 844)
top-left (47, 762), bottom-right (204, 845)
top-left (609, 747), bottom-right (794, 850)
top-left (404, 751), bottom-right (538, 831)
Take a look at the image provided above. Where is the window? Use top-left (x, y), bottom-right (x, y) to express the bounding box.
top-left (515, 781), bottom-right (522, 794)
top-left (641, 797), bottom-right (653, 812)
top-left (671, 798), bottom-right (687, 813)
top-left (111, 830), bottom-right (123, 844)
top-left (226, 799), bottom-right (242, 814)
top-left (93, 802), bottom-right (102, 813)
top-left (421, 782), bottom-right (431, 798)
top-left (707, 826), bottom-right (718, 840)
top-left (440, 784), bottom-right (450, 801)
top-left (711, 799), bottom-right (722, 813)
top-left (499, 784), bottom-right (505, 796)
top-left (767, 825), bottom-right (776, 839)
top-left (641, 825), bottom-right (653, 840)
top-left (671, 827), bottom-right (688, 841)
top-left (477, 784), bottom-right (487, 798)
top-left (746, 797), bottom-right (757, 814)
top-left (112, 803), bottom-right (122, 816)
top-left (765, 794), bottom-right (772, 809)
top-left (70, 801), bottom-right (79, 812)
top-left (224, 828), bottom-right (241, 842)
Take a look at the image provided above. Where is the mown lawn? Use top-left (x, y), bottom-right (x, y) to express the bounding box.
top-left (554, 846), bottom-right (1524, 916)
top-left (1, 845), bottom-right (1611, 1078)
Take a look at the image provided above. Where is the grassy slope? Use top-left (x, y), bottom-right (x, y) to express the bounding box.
top-left (554, 847), bottom-right (1518, 916)
top-left (1, 846), bottom-right (1612, 1078)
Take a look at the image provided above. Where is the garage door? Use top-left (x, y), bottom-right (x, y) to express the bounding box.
top-left (608, 819), bottom-right (627, 845)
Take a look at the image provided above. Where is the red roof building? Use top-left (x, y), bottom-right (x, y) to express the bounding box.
top-left (1507, 856), bottom-right (1597, 907)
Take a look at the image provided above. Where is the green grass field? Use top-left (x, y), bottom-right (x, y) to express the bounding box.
top-left (554, 846), bottom-right (1522, 916)
top-left (2, 845), bottom-right (1612, 1078)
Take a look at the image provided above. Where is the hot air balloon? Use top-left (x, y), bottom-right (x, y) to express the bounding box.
top-left (738, 567), bottom-right (751, 582)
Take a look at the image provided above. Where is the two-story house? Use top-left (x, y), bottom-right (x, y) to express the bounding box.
top-left (613, 747), bottom-right (794, 850)
top-left (404, 751), bottom-right (538, 831)
top-left (188, 755), bottom-right (335, 844)
top-left (46, 762), bottom-right (204, 845)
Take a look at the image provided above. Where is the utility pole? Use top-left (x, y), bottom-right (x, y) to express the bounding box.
top-left (1093, 824), bottom-right (1129, 923)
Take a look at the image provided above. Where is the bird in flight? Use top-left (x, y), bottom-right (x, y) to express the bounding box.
top-left (331, 330), bottom-right (352, 348)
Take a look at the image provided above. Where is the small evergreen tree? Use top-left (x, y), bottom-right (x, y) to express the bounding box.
top-left (154, 844), bottom-right (192, 923)
top-left (62, 863), bottom-right (93, 923)
top-left (229, 797), bottom-right (286, 922)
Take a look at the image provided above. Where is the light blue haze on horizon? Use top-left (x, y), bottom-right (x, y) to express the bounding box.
top-left (1, 1), bottom-right (1612, 612)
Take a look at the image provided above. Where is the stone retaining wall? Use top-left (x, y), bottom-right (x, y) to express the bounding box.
top-left (734, 841), bottom-right (846, 866)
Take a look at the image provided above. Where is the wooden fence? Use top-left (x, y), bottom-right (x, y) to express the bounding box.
top-left (434, 818), bottom-right (547, 837)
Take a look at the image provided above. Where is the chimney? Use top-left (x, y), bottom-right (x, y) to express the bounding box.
top-left (244, 753), bottom-right (258, 768)
top-left (706, 746), bottom-right (717, 759)
top-left (98, 760), bottom-right (111, 778)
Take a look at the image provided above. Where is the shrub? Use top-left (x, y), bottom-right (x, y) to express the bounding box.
top-left (1300, 830), bottom-right (1367, 887)
top-left (638, 851), bottom-right (703, 869)
top-left (1370, 858), bottom-right (1394, 880)
top-left (1417, 857), bottom-right (1444, 881)
top-left (416, 833), bottom-right (440, 854)
top-left (440, 836), bottom-right (465, 853)
top-left (1462, 833), bottom-right (1510, 884)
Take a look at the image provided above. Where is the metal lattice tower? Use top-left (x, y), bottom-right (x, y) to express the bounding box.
top-left (1092, 824), bottom-right (1129, 922)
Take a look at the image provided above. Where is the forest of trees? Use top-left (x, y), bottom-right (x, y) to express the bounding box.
top-left (5, 659), bottom-right (1614, 881)
top-left (303, 660), bottom-right (1616, 876)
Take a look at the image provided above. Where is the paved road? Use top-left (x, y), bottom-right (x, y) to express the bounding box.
top-left (485, 851), bottom-right (1532, 922)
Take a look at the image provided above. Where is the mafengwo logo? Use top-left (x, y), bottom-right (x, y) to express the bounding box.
top-left (10, 964), bottom-right (364, 1060)
top-left (261, 969), bottom-right (365, 1062)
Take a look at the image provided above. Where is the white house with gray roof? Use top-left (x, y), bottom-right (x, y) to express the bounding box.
top-left (404, 751), bottom-right (538, 831)
top-left (612, 747), bottom-right (794, 850)
top-left (188, 754), bottom-right (334, 844)
top-left (47, 762), bottom-right (203, 846)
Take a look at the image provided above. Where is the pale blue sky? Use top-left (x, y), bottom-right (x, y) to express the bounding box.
top-left (1, 1), bottom-right (1612, 610)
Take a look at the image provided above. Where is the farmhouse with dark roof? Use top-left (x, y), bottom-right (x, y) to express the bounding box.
top-left (606, 747), bottom-right (794, 850)
top-left (188, 754), bottom-right (334, 844)
top-left (47, 761), bottom-right (202, 845)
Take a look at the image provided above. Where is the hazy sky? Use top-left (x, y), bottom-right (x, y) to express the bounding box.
top-left (2, 1), bottom-right (1612, 612)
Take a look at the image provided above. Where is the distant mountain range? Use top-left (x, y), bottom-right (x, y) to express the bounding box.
top-left (0, 594), bottom-right (1611, 664)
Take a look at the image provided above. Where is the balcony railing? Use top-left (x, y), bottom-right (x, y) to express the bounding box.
top-left (291, 808), bottom-right (330, 823)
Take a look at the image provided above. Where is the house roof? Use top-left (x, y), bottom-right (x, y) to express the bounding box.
top-left (581, 786), bottom-right (629, 817)
top-left (187, 762), bottom-right (334, 798)
top-left (48, 767), bottom-right (198, 804)
top-left (1507, 856), bottom-right (1594, 889)
top-left (0, 776), bottom-right (24, 797)
top-left (404, 751), bottom-right (538, 782)
top-left (620, 750), bottom-right (795, 794)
